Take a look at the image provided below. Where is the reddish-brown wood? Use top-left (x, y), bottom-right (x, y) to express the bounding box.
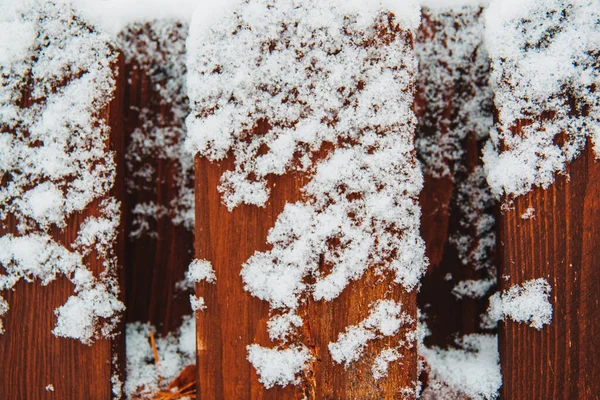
top-left (415, 8), bottom-right (496, 351)
top-left (194, 128), bottom-right (417, 399)
top-left (0, 57), bottom-right (126, 400)
top-left (122, 55), bottom-right (194, 335)
top-left (498, 143), bottom-right (600, 399)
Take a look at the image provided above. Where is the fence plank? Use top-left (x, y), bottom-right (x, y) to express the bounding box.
top-left (0, 55), bottom-right (126, 399)
top-left (194, 151), bottom-right (418, 399)
top-left (498, 143), bottom-right (600, 399)
top-left (120, 21), bottom-right (194, 334)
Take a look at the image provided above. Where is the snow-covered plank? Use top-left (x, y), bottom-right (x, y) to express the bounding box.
top-left (189, 0), bottom-right (423, 397)
top-left (0, 1), bottom-right (126, 397)
top-left (486, 1), bottom-right (600, 395)
top-left (497, 143), bottom-right (600, 399)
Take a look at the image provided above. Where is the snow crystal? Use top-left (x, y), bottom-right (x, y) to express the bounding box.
top-left (483, 0), bottom-right (600, 197)
top-left (420, 334), bottom-right (502, 400)
top-left (125, 315), bottom-right (195, 398)
top-left (453, 278), bottom-right (495, 299)
top-left (45, 384), bottom-right (54, 392)
top-left (186, 259), bottom-right (216, 284)
top-left (247, 344), bottom-right (312, 389)
top-left (521, 207), bottom-right (535, 220)
top-left (53, 284), bottom-right (124, 343)
top-left (484, 278), bottom-right (553, 330)
top-left (0, 0), bottom-right (123, 343)
top-left (372, 347), bottom-right (402, 380)
top-left (190, 295), bottom-right (206, 312)
top-left (118, 20), bottom-right (194, 234)
top-left (267, 312), bottom-right (303, 342)
top-left (329, 300), bottom-right (410, 367)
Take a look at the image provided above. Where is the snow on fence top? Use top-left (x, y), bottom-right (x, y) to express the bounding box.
top-left (187, 0), bottom-right (426, 304)
top-left (0, 0), bottom-right (123, 343)
top-left (483, 0), bottom-right (600, 198)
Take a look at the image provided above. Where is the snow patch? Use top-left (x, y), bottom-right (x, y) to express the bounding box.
top-left (247, 344), bottom-right (312, 389)
top-left (484, 278), bottom-right (553, 330)
top-left (329, 300), bottom-right (410, 367)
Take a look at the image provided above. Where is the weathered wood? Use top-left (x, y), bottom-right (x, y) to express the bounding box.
top-left (0, 56), bottom-right (127, 400)
top-left (194, 129), bottom-right (417, 399)
top-left (498, 143), bottom-right (600, 399)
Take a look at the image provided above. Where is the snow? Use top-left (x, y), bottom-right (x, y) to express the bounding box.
top-left (267, 312), bottom-right (303, 342)
top-left (483, 0), bottom-right (600, 198)
top-left (247, 344), bottom-right (312, 389)
top-left (73, 0), bottom-right (199, 36)
top-left (372, 347), bottom-right (402, 380)
top-left (125, 315), bottom-right (196, 398)
top-left (484, 278), bottom-right (553, 330)
top-left (453, 278), bottom-right (495, 299)
top-left (420, 334), bottom-right (502, 400)
top-left (186, 259), bottom-right (216, 283)
top-left (521, 207), bottom-right (536, 220)
top-left (328, 300), bottom-right (410, 367)
top-left (190, 295), bottom-right (206, 312)
top-left (45, 384), bottom-right (55, 392)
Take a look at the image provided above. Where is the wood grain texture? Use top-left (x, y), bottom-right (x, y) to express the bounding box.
top-left (194, 128), bottom-right (417, 399)
top-left (498, 143), bottom-right (600, 399)
top-left (0, 56), bottom-right (127, 400)
top-left (122, 59), bottom-right (194, 335)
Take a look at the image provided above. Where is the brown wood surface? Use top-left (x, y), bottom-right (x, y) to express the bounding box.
top-left (195, 130), bottom-right (417, 399)
top-left (122, 58), bottom-right (194, 335)
top-left (416, 9), bottom-right (495, 352)
top-left (0, 57), bottom-right (126, 400)
top-left (498, 143), bottom-right (600, 399)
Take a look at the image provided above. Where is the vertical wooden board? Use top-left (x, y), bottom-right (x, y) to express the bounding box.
top-left (194, 127), bottom-right (307, 399)
top-left (0, 55), bottom-right (126, 399)
top-left (415, 7), bottom-right (496, 350)
top-left (122, 58), bottom-right (194, 335)
top-left (195, 153), bottom-right (418, 399)
top-left (498, 143), bottom-right (600, 399)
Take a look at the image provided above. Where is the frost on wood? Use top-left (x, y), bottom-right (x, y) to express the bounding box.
top-left (125, 315), bottom-right (195, 398)
top-left (420, 334), bottom-right (502, 400)
top-left (483, 278), bottom-right (553, 330)
top-left (328, 300), bottom-right (411, 367)
top-left (247, 344), bottom-right (312, 389)
top-left (187, 0), bottom-right (425, 312)
top-left (118, 20), bottom-right (195, 235)
top-left (483, 0), bottom-right (600, 198)
top-left (0, 0), bottom-right (123, 343)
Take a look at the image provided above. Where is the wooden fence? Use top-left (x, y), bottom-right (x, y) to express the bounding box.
top-left (0, 3), bottom-right (598, 400)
